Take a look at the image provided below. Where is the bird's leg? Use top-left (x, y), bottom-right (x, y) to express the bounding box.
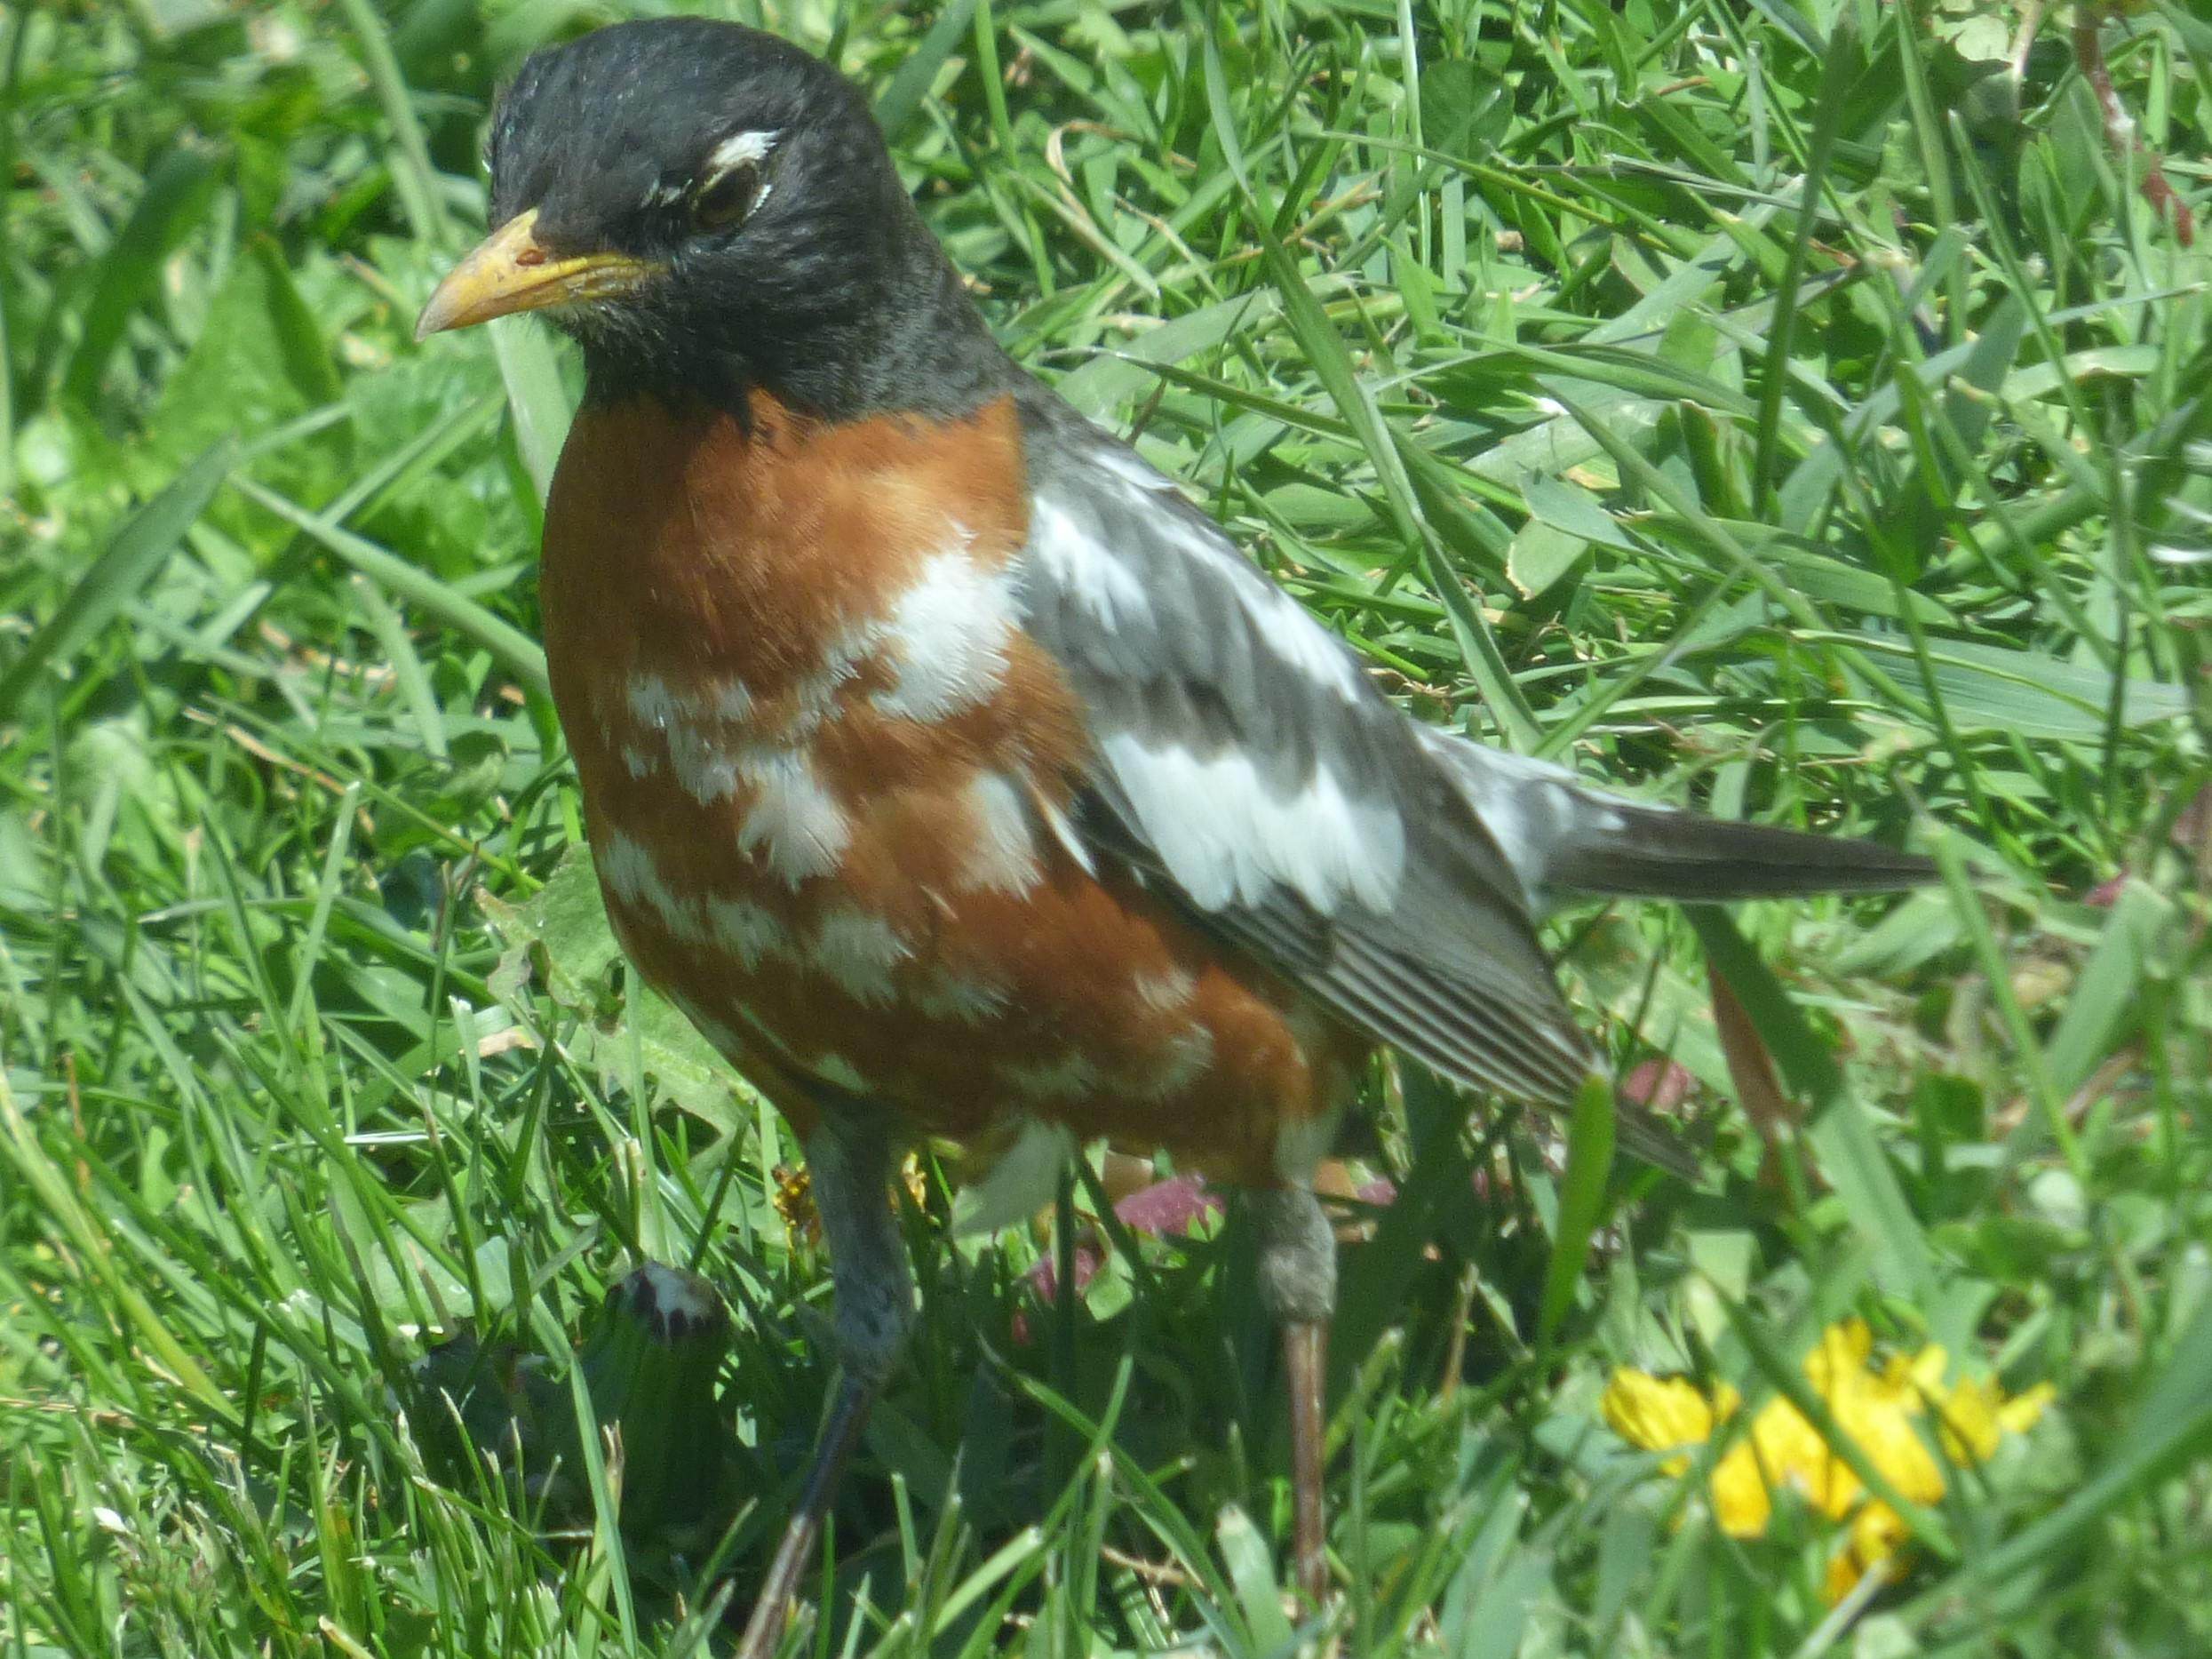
top-left (1282, 1318), bottom-right (1328, 1602)
top-left (736, 1110), bottom-right (913, 1659)
top-left (738, 1370), bottom-right (872, 1655)
top-left (1249, 1184), bottom-right (1338, 1608)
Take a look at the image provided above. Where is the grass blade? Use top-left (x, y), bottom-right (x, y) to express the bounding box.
top-left (0, 439), bottom-right (234, 721)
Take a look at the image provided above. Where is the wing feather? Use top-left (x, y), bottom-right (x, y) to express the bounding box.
top-left (1009, 386), bottom-right (1689, 1167)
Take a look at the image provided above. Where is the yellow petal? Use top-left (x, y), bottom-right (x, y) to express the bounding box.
top-left (1803, 1320), bottom-right (1873, 1392)
top-left (1603, 1370), bottom-right (1715, 1458)
top-left (1825, 1502), bottom-right (1909, 1602)
top-left (1748, 1394), bottom-right (1849, 1514)
top-left (1824, 1551), bottom-right (1866, 1604)
top-left (1908, 1344), bottom-right (1950, 1392)
top-left (1932, 1376), bottom-right (2005, 1462)
top-left (1874, 1344), bottom-right (1945, 1407)
top-left (1845, 1390), bottom-right (1946, 1506)
top-left (899, 1152), bottom-right (930, 1209)
top-left (1710, 1440), bottom-right (1774, 1536)
top-left (1934, 1373), bottom-right (2055, 1462)
top-left (771, 1164), bottom-right (820, 1245)
top-left (1602, 1334), bottom-right (2054, 1575)
top-left (1997, 1382), bottom-right (2056, 1435)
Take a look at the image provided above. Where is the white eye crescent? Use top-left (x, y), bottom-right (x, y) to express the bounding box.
top-left (704, 129), bottom-right (778, 171)
top-left (688, 128), bottom-right (780, 231)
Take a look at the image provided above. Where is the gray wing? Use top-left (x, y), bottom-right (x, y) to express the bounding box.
top-left (1010, 385), bottom-right (1622, 1124)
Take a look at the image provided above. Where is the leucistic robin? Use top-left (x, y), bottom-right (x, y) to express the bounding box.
top-left (417, 16), bottom-right (1932, 1647)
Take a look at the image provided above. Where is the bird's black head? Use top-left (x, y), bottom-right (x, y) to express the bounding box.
top-left (418, 18), bottom-right (1007, 420)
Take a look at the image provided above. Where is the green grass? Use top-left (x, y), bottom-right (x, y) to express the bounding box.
top-left (4, 0), bottom-right (2209, 1653)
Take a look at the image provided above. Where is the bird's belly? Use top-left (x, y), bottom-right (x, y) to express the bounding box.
top-left (572, 672), bottom-right (1353, 1181)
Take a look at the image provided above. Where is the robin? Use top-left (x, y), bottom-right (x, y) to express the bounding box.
top-left (417, 17), bottom-right (1931, 1647)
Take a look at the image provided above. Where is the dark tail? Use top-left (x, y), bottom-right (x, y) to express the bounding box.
top-left (1546, 800), bottom-right (1936, 902)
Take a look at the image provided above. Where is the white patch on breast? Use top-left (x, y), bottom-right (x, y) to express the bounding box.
top-left (626, 673), bottom-right (754, 728)
top-left (621, 677), bottom-right (740, 802)
top-left (597, 830), bottom-right (710, 942)
top-left (913, 971), bottom-right (1012, 1023)
top-left (621, 679), bottom-right (851, 878)
top-left (959, 770), bottom-right (1043, 895)
top-left (622, 673), bottom-right (791, 805)
top-left (735, 747), bottom-right (850, 883)
top-left (782, 645), bottom-right (866, 735)
top-left (600, 832), bottom-right (794, 971)
top-left (626, 551), bottom-right (1078, 886)
top-left (1098, 734), bottom-right (1405, 914)
top-left (871, 543), bottom-right (1014, 722)
top-left (626, 674), bottom-right (678, 732)
top-left (1029, 494), bottom-right (1153, 629)
top-left (1132, 963), bottom-right (1198, 1015)
top-left (706, 897), bottom-right (787, 969)
top-left (672, 734), bottom-right (741, 803)
top-left (808, 907), bottom-right (909, 1003)
top-left (613, 670), bottom-right (855, 887)
top-left (1129, 1023), bottom-right (1214, 1101)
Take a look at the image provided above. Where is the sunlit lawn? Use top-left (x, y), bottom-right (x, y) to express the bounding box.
top-left (4, 2), bottom-right (2210, 1654)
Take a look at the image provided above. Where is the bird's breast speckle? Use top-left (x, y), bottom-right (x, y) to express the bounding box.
top-left (537, 388), bottom-right (1362, 1179)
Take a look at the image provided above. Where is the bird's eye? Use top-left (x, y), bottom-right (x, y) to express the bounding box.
top-left (691, 160), bottom-right (764, 234)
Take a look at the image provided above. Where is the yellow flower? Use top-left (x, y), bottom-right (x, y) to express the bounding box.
top-left (1603, 1322), bottom-right (2051, 1599)
top-left (1826, 1501), bottom-right (1909, 1602)
top-left (1931, 1374), bottom-right (2056, 1463)
top-left (771, 1153), bottom-right (932, 1248)
top-left (771, 1163), bottom-right (819, 1244)
top-left (1600, 1370), bottom-right (1716, 1472)
top-left (1709, 1436), bottom-right (1773, 1536)
top-left (898, 1152), bottom-right (931, 1212)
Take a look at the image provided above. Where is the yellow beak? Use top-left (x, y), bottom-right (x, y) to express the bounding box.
top-left (414, 209), bottom-right (662, 340)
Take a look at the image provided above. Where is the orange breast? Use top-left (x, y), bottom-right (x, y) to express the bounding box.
top-left (539, 390), bottom-right (1361, 1184)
